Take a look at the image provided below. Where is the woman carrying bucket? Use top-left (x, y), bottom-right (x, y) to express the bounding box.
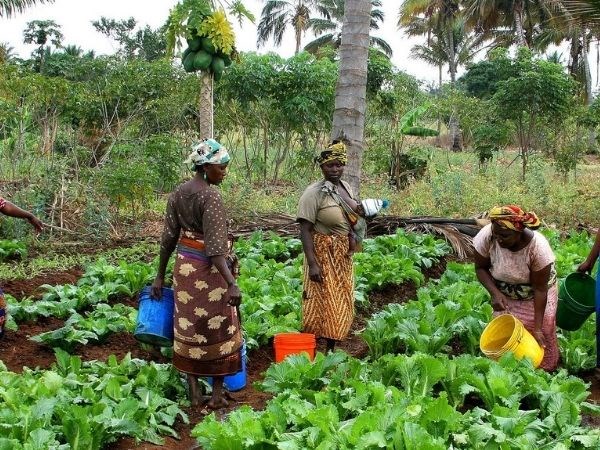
top-left (473, 205), bottom-right (559, 371)
top-left (151, 139), bottom-right (242, 411)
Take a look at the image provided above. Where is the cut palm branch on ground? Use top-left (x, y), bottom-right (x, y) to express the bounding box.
top-left (232, 213), bottom-right (486, 259)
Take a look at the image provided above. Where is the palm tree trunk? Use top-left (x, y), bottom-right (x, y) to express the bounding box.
top-left (447, 27), bottom-right (461, 151)
top-left (581, 27), bottom-right (595, 154)
top-left (295, 25), bottom-right (301, 54)
top-left (582, 28), bottom-right (592, 106)
top-left (568, 33), bottom-right (581, 78)
top-left (514, 1), bottom-right (527, 47)
top-left (198, 72), bottom-right (213, 138)
top-left (436, 63), bottom-right (442, 147)
top-left (331, 0), bottom-right (370, 195)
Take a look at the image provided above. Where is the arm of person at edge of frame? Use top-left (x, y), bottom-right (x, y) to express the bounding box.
top-left (299, 219), bottom-right (323, 283)
top-left (577, 228), bottom-right (600, 274)
top-left (530, 264), bottom-right (551, 349)
top-left (473, 250), bottom-right (510, 312)
top-left (211, 255), bottom-right (241, 307)
top-left (0, 200), bottom-right (43, 233)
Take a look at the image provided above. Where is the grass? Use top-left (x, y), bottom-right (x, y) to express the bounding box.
top-left (394, 150), bottom-right (600, 227)
top-left (219, 149), bottom-right (600, 229)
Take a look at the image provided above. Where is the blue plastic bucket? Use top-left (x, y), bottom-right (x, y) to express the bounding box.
top-left (134, 286), bottom-right (174, 347)
top-left (208, 340), bottom-right (247, 391)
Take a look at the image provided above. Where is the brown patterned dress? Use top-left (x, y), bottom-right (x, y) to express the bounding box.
top-left (297, 180), bottom-right (355, 341)
top-left (160, 182), bottom-right (242, 376)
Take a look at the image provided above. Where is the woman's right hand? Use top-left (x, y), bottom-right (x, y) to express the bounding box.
top-left (150, 276), bottom-right (164, 299)
top-left (577, 259), bottom-right (594, 274)
top-left (308, 263), bottom-right (323, 283)
top-left (491, 292), bottom-right (509, 312)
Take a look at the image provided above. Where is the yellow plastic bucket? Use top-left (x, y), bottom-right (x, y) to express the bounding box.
top-left (479, 314), bottom-right (544, 368)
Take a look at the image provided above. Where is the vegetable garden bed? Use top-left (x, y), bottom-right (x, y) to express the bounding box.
top-left (1, 230), bottom-right (599, 449)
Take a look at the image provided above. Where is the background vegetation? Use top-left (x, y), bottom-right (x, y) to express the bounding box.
top-left (1, 0), bottom-right (599, 246)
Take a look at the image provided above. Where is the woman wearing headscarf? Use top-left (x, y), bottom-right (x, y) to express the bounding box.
top-left (473, 205), bottom-right (559, 371)
top-left (151, 139), bottom-right (242, 410)
top-left (296, 141), bottom-right (364, 352)
top-left (0, 198), bottom-right (43, 339)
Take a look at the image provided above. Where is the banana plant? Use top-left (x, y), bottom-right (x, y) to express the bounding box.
top-left (391, 103), bottom-right (439, 188)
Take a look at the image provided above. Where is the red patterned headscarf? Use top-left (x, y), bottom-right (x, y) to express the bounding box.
top-left (488, 205), bottom-right (541, 231)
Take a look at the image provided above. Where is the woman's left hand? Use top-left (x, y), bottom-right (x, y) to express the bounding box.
top-left (533, 329), bottom-right (546, 348)
top-left (227, 283), bottom-right (242, 307)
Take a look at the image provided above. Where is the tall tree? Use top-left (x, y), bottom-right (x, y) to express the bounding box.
top-left (462, 0), bottom-right (557, 48)
top-left (0, 0), bottom-right (53, 17)
top-left (304, 0), bottom-right (391, 56)
top-left (257, 0), bottom-right (318, 54)
top-left (399, 0), bottom-right (462, 150)
top-left (410, 17), bottom-right (487, 87)
top-left (93, 17), bottom-right (167, 61)
top-left (332, 0), bottom-right (370, 194)
top-left (23, 19), bottom-right (63, 73)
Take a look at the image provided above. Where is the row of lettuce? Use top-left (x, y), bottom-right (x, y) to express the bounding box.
top-left (194, 352), bottom-right (600, 449)
top-left (0, 229), bottom-right (598, 448)
top-left (189, 229), bottom-right (600, 449)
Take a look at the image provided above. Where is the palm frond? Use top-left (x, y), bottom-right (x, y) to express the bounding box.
top-left (370, 36), bottom-right (393, 57)
top-left (0, 0), bottom-right (53, 18)
top-left (405, 223), bottom-right (474, 259)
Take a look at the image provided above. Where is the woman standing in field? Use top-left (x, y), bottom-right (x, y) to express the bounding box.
top-left (473, 205), bottom-right (559, 371)
top-left (151, 139), bottom-right (242, 411)
top-left (296, 141), bottom-right (364, 352)
top-left (0, 197), bottom-right (43, 339)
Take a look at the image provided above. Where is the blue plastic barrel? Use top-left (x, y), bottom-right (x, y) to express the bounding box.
top-left (134, 286), bottom-right (174, 347)
top-left (208, 340), bottom-right (247, 391)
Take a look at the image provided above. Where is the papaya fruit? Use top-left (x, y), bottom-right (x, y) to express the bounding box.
top-left (183, 52), bottom-right (196, 72)
top-left (193, 50), bottom-right (212, 71)
top-left (222, 54), bottom-right (232, 67)
top-left (211, 56), bottom-right (225, 76)
top-left (201, 37), bottom-right (216, 54)
top-left (213, 70), bottom-right (222, 81)
top-left (187, 36), bottom-right (202, 52)
top-left (182, 47), bottom-right (192, 60)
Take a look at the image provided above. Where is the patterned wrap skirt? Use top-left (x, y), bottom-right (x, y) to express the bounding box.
top-left (302, 232), bottom-right (354, 341)
top-left (493, 283), bottom-right (559, 371)
top-left (172, 230), bottom-right (242, 376)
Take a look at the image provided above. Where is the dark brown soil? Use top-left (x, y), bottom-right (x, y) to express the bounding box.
top-left (2, 269), bottom-right (84, 298)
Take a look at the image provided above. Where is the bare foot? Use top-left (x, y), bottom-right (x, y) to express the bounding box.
top-left (206, 397), bottom-right (229, 410)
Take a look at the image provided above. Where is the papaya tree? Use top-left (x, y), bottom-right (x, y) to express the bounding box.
top-left (166, 0), bottom-right (254, 139)
top-left (23, 19), bottom-right (63, 73)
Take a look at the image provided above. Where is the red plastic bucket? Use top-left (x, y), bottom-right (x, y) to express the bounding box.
top-left (274, 332), bottom-right (316, 362)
